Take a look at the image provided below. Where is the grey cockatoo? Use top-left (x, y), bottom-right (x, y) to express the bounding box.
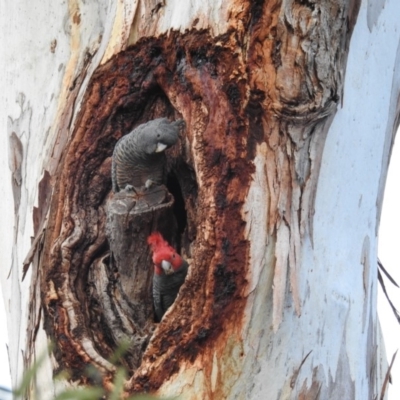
top-left (147, 232), bottom-right (188, 322)
top-left (112, 118), bottom-right (185, 193)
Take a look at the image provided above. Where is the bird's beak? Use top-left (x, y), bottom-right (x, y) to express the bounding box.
top-left (155, 142), bottom-right (168, 153)
top-left (161, 260), bottom-right (174, 275)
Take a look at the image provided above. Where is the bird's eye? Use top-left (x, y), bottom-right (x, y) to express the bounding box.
top-left (157, 134), bottom-right (160, 138)
top-left (172, 254), bottom-right (176, 258)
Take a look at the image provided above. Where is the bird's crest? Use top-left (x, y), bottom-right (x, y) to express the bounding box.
top-left (147, 232), bottom-right (169, 250)
top-left (148, 232), bottom-right (183, 272)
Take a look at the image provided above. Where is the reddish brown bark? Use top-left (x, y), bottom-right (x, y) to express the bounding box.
top-left (25, 0), bottom-right (361, 395)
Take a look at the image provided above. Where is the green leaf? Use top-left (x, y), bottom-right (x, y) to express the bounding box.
top-left (126, 395), bottom-right (179, 400)
top-left (108, 339), bottom-right (132, 364)
top-left (13, 344), bottom-right (54, 398)
top-left (53, 387), bottom-right (104, 400)
top-left (108, 367), bottom-right (127, 400)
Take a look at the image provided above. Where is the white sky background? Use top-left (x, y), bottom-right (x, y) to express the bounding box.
top-left (378, 134), bottom-right (400, 400)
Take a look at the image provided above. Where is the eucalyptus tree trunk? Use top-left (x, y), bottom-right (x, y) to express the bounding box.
top-left (2, 0), bottom-right (400, 399)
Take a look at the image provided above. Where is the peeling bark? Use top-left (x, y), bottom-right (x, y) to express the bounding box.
top-left (87, 187), bottom-right (177, 369)
top-left (35, 28), bottom-right (253, 387)
top-left (3, 0), bottom-right (399, 399)
top-left (38, 1), bottom-right (358, 387)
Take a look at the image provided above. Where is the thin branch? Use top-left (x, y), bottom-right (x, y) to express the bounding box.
top-left (377, 266), bottom-right (400, 324)
top-left (378, 259), bottom-right (400, 288)
top-left (380, 350), bottom-right (398, 400)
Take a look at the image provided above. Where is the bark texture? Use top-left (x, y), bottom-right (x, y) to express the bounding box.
top-left (10, 0), bottom-right (398, 398)
top-left (87, 187), bottom-right (177, 369)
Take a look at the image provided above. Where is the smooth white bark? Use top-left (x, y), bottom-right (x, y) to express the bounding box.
top-left (1, 0), bottom-right (112, 391)
top-left (239, 2), bottom-right (400, 398)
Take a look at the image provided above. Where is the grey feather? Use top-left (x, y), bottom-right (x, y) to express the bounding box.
top-left (112, 118), bottom-right (185, 192)
top-left (153, 260), bottom-right (188, 321)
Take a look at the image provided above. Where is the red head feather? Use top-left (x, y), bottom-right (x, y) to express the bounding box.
top-left (147, 232), bottom-right (168, 250)
top-left (147, 232), bottom-right (183, 274)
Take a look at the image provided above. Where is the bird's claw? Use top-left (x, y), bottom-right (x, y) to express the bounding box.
top-left (144, 179), bottom-right (156, 190)
top-left (123, 184), bottom-right (137, 193)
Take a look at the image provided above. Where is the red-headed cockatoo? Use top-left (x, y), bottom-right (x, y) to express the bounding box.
top-left (147, 232), bottom-right (188, 321)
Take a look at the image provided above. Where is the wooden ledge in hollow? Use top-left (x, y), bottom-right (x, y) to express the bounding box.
top-left (108, 184), bottom-right (173, 215)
